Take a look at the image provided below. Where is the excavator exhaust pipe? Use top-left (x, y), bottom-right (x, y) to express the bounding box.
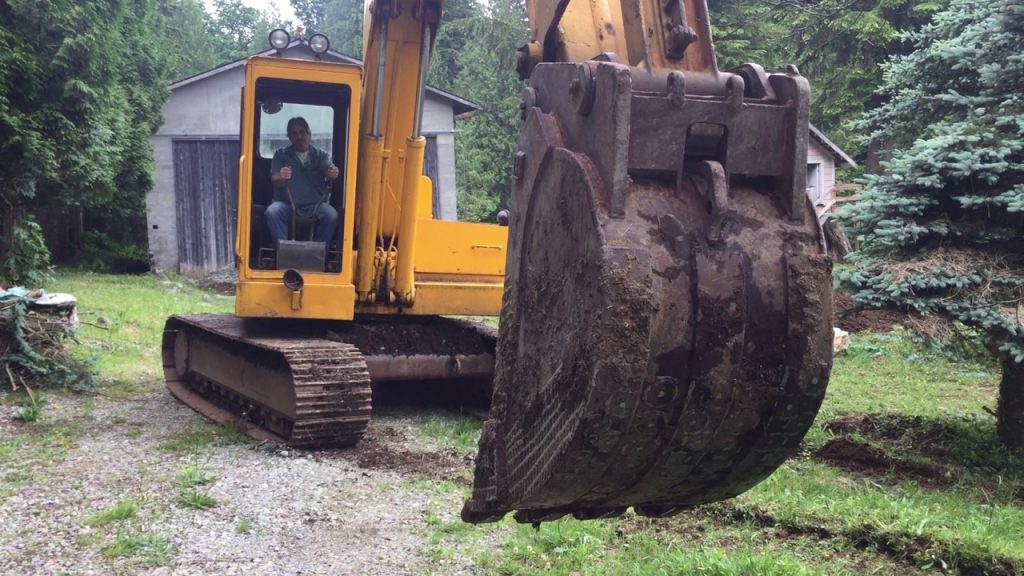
top-left (463, 62), bottom-right (833, 523)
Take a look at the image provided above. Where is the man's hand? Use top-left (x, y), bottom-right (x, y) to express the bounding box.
top-left (325, 164), bottom-right (340, 182)
top-left (279, 166), bottom-right (292, 180)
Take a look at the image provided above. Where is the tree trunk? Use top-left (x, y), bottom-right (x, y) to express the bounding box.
top-left (0, 203), bottom-right (25, 270)
top-left (823, 219), bottom-right (852, 261)
top-left (997, 356), bottom-right (1024, 449)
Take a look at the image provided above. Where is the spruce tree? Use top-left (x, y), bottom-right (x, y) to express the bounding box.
top-left (839, 0), bottom-right (1024, 446)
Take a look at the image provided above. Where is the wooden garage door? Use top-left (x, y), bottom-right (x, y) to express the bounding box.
top-left (173, 139), bottom-right (240, 273)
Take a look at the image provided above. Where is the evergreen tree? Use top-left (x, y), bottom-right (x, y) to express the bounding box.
top-left (770, 0), bottom-right (947, 155)
top-left (0, 0), bottom-right (178, 273)
top-left (704, 1), bottom-right (947, 158)
top-left (317, 0), bottom-right (363, 58)
top-left (160, 0), bottom-right (221, 79)
top-left (448, 0), bottom-right (527, 222)
top-left (838, 0), bottom-right (1024, 446)
top-left (207, 0), bottom-right (290, 62)
top-left (707, 0), bottom-right (787, 71)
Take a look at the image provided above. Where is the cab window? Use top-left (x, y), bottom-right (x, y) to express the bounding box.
top-left (259, 103), bottom-right (334, 158)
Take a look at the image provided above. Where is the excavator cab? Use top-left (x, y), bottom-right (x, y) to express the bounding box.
top-left (234, 57), bottom-right (365, 320)
top-left (248, 77), bottom-right (352, 273)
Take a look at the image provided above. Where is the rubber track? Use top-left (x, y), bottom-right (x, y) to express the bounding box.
top-left (163, 315), bottom-right (372, 448)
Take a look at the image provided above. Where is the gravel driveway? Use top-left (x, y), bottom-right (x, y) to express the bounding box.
top-left (0, 389), bottom-right (498, 575)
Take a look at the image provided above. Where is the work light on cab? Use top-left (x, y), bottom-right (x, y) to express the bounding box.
top-left (268, 28), bottom-right (290, 51)
top-left (309, 33), bottom-right (330, 55)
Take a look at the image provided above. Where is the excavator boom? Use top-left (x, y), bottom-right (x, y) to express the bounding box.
top-left (462, 0), bottom-right (832, 523)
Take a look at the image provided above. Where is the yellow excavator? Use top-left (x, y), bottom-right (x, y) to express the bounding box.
top-left (163, 0), bottom-right (833, 525)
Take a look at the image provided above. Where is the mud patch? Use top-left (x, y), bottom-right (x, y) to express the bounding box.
top-left (822, 413), bottom-right (878, 436)
top-left (833, 292), bottom-right (906, 333)
top-left (345, 426), bottom-right (468, 482)
top-left (326, 317), bottom-right (496, 357)
top-left (814, 437), bottom-right (950, 486)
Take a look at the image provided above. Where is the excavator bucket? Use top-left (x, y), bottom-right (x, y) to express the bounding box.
top-left (463, 62), bottom-right (833, 523)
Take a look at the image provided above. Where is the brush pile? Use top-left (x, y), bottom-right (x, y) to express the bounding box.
top-left (0, 289), bottom-right (92, 391)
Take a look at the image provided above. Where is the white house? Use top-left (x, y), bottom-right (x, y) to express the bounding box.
top-left (807, 124), bottom-right (858, 210)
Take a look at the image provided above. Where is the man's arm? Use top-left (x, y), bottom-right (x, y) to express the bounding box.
top-left (270, 150), bottom-right (291, 187)
top-left (317, 148), bottom-right (339, 182)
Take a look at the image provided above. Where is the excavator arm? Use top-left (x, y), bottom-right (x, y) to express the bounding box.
top-left (463, 0), bottom-right (833, 523)
top-left (520, 0), bottom-right (718, 74)
top-left (354, 0), bottom-right (442, 306)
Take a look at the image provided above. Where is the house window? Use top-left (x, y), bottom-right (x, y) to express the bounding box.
top-left (806, 163), bottom-right (824, 205)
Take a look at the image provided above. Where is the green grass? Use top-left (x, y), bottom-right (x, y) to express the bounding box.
top-left (45, 271), bottom-right (233, 391)
top-left (235, 518), bottom-right (254, 534)
top-left (0, 424), bottom-right (80, 497)
top-left (454, 315), bottom-right (500, 330)
top-left (159, 422), bottom-right (247, 453)
top-left (2, 470), bottom-right (34, 493)
top-left (174, 465), bottom-right (216, 489)
top-left (174, 465), bottom-right (219, 510)
top-left (739, 460), bottom-right (1024, 564)
top-left (86, 499), bottom-right (139, 527)
top-left (101, 530), bottom-right (176, 566)
top-left (412, 413), bottom-right (482, 454)
top-left (176, 491), bottom-right (219, 509)
top-left (822, 330), bottom-right (998, 419)
top-left (470, 513), bottom-right (919, 576)
top-left (410, 477), bottom-right (464, 495)
top-left (27, 272), bottom-right (1023, 573)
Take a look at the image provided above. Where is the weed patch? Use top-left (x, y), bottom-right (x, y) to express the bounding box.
top-left (174, 465), bottom-right (219, 510)
top-left (101, 530), bottom-right (175, 566)
top-left (176, 491), bottom-right (218, 510)
top-left (160, 423), bottom-right (246, 453)
top-left (13, 392), bottom-right (44, 423)
top-left (86, 499), bottom-right (139, 527)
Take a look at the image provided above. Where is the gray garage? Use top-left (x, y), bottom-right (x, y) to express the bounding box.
top-left (147, 40), bottom-right (479, 274)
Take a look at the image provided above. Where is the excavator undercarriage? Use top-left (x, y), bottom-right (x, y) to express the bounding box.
top-left (164, 315), bottom-right (495, 447)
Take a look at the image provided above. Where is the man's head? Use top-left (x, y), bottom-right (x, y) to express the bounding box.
top-left (286, 117), bottom-right (311, 152)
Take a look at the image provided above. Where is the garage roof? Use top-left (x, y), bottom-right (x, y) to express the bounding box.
top-left (168, 40), bottom-right (481, 116)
